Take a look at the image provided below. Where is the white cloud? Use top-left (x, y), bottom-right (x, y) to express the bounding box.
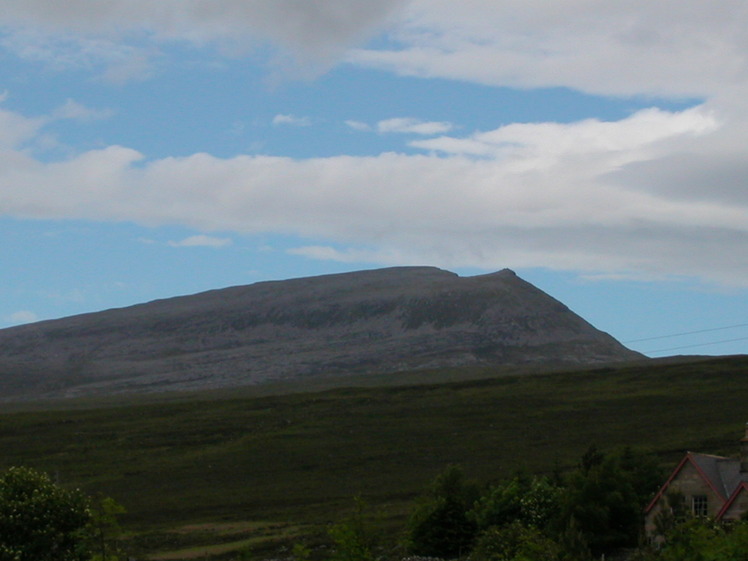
top-left (0, 1), bottom-right (406, 49)
top-left (0, 97), bottom-right (110, 155)
top-left (272, 114), bottom-right (312, 127)
top-left (350, 0), bottom-right (748, 99)
top-left (577, 272), bottom-right (682, 284)
top-left (288, 245), bottom-right (404, 264)
top-left (1, 101), bottom-right (747, 287)
top-left (345, 117), bottom-right (453, 135)
top-left (345, 120), bottom-right (372, 132)
top-left (377, 117), bottom-right (453, 135)
top-left (0, 1), bottom-right (406, 80)
top-left (168, 235), bottom-right (233, 248)
top-left (288, 245), bottom-right (359, 262)
top-left (7, 310), bottom-right (39, 325)
top-left (0, 28), bottom-right (156, 83)
top-left (2, 3), bottom-right (748, 290)
top-left (52, 99), bottom-right (113, 122)
top-left (2, 1), bottom-right (747, 97)
top-left (411, 107), bottom-right (718, 160)
top-left (0, 104), bottom-right (46, 149)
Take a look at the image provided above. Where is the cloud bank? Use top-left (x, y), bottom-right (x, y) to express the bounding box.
top-left (7, 310), bottom-right (39, 325)
top-left (2, 1), bottom-right (746, 97)
top-left (168, 235), bottom-right (233, 248)
top-left (272, 114), bottom-right (312, 127)
top-left (377, 118), bottom-right (453, 135)
top-left (2, 99), bottom-right (746, 285)
top-left (1, 2), bottom-right (748, 287)
top-left (0, 1), bottom-right (407, 79)
top-left (352, 0), bottom-right (748, 99)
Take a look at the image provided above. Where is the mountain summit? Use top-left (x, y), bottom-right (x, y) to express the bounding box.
top-left (0, 267), bottom-right (641, 400)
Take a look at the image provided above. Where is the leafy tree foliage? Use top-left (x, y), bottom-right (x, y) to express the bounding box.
top-left (405, 448), bottom-right (662, 560)
top-left (328, 497), bottom-right (384, 561)
top-left (714, 522), bottom-right (748, 561)
top-left (634, 517), bottom-right (731, 561)
top-left (471, 473), bottom-right (563, 532)
top-left (615, 446), bottom-right (666, 510)
top-left (558, 446), bottom-right (663, 556)
top-left (328, 521), bottom-right (375, 561)
top-left (471, 521), bottom-right (563, 561)
top-left (632, 510), bottom-right (748, 561)
top-left (0, 466), bottom-right (91, 561)
top-left (406, 465), bottom-right (479, 558)
top-left (88, 495), bottom-right (127, 561)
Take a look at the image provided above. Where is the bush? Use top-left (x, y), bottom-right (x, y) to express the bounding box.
top-left (471, 521), bottom-right (562, 561)
top-left (328, 498), bottom-right (384, 561)
top-left (471, 474), bottom-right (562, 532)
top-left (0, 467), bottom-right (92, 561)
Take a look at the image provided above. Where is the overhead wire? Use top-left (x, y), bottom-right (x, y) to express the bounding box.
top-left (643, 335), bottom-right (748, 355)
top-left (624, 322), bottom-right (748, 355)
top-left (624, 323), bottom-right (748, 343)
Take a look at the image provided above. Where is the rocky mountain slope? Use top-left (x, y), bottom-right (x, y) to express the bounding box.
top-left (0, 267), bottom-right (642, 400)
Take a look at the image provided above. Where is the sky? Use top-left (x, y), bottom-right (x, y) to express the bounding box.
top-left (1, 1), bottom-right (747, 358)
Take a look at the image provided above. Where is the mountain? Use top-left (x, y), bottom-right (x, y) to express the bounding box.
top-left (0, 267), bottom-right (642, 400)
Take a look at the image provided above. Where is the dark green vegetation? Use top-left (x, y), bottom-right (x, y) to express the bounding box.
top-left (0, 466), bottom-right (90, 560)
top-left (0, 355), bottom-right (747, 559)
top-left (0, 467), bottom-right (106, 561)
top-left (636, 517), bottom-right (748, 561)
top-left (403, 452), bottom-right (662, 561)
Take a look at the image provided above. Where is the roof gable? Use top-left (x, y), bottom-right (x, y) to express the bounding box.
top-left (690, 453), bottom-right (742, 499)
top-left (645, 452), bottom-right (740, 513)
top-left (717, 481), bottom-right (748, 520)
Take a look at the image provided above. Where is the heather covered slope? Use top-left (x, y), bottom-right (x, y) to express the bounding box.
top-left (0, 267), bottom-right (641, 400)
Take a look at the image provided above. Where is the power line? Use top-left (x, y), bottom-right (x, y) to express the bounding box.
top-left (625, 323), bottom-right (748, 344)
top-left (643, 335), bottom-right (748, 355)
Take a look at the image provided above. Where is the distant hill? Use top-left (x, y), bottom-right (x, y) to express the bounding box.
top-left (0, 267), bottom-right (642, 400)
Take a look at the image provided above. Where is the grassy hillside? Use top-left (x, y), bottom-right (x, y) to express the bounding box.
top-left (1, 355), bottom-right (747, 558)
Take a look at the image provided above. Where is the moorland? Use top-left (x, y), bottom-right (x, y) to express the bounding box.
top-left (1, 354), bottom-right (747, 559)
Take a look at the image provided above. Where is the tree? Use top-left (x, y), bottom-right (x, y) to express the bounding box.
top-left (471, 521), bottom-right (563, 561)
top-left (634, 517), bottom-right (722, 561)
top-left (88, 495), bottom-right (127, 561)
top-left (328, 497), bottom-right (383, 561)
top-left (652, 491), bottom-right (689, 538)
top-left (712, 521), bottom-right (748, 561)
top-left (558, 446), bottom-right (663, 557)
top-left (471, 474), bottom-right (563, 532)
top-left (0, 466), bottom-right (92, 561)
top-left (633, 517), bottom-right (748, 561)
top-left (406, 465), bottom-right (479, 558)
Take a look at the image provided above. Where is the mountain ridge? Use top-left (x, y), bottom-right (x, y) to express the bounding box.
top-left (0, 266), bottom-right (642, 401)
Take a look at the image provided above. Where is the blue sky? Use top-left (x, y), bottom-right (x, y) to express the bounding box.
top-left (1, 1), bottom-right (747, 358)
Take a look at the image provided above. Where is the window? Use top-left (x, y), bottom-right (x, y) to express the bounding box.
top-left (692, 495), bottom-right (708, 517)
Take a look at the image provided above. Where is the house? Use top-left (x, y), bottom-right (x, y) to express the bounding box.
top-left (644, 424), bottom-right (748, 536)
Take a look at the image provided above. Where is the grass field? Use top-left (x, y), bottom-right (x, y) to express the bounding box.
top-left (1, 355), bottom-right (747, 559)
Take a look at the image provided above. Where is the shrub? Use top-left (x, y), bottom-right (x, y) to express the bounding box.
top-left (0, 467), bottom-right (91, 561)
top-left (471, 521), bottom-right (562, 561)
